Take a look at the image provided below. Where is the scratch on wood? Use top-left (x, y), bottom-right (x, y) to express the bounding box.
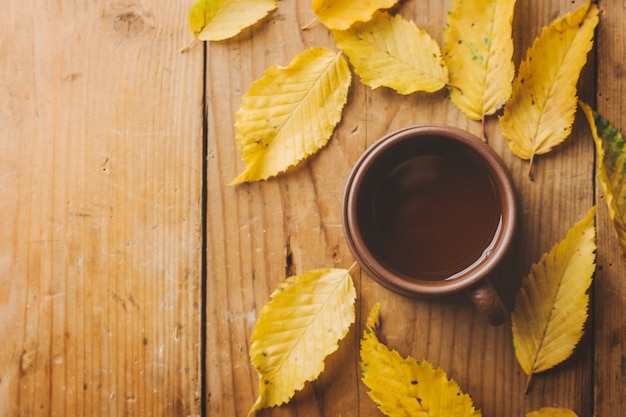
top-left (108, 290), bottom-right (128, 312)
top-left (610, 324), bottom-right (626, 348)
top-left (61, 72), bottom-right (82, 82)
top-left (223, 310), bottom-right (256, 325)
top-left (285, 236), bottom-right (295, 277)
top-left (173, 323), bottom-right (183, 341)
top-left (20, 350), bottom-right (35, 375)
top-left (0, 271), bottom-right (12, 305)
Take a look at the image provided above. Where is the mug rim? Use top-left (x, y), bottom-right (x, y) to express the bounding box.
top-left (342, 124), bottom-right (518, 296)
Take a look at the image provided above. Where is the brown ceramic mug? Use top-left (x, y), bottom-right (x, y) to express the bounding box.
top-left (342, 124), bottom-right (518, 325)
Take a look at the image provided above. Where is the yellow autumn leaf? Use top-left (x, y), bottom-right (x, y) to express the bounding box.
top-left (312, 0), bottom-right (399, 30)
top-left (499, 1), bottom-right (598, 176)
top-left (361, 303), bottom-right (482, 417)
top-left (249, 268), bottom-right (356, 413)
top-left (232, 47), bottom-right (351, 184)
top-left (188, 0), bottom-right (276, 41)
top-left (511, 206), bottom-right (596, 393)
top-left (443, 0), bottom-right (516, 121)
top-left (332, 11), bottom-right (448, 95)
top-left (580, 102), bottom-right (626, 255)
top-left (527, 408), bottom-right (578, 417)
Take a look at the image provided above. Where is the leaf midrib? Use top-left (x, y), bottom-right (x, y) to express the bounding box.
top-left (530, 7), bottom-right (593, 155)
top-left (257, 52), bottom-right (341, 163)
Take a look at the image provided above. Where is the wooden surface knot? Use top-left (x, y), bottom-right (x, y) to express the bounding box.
top-left (113, 12), bottom-right (146, 37)
top-left (104, 1), bottom-right (153, 37)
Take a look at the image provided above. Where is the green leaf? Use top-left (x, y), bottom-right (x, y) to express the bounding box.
top-left (580, 101), bottom-right (626, 255)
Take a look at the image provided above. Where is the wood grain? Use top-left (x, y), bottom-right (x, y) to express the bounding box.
top-left (0, 1), bottom-right (203, 416)
top-left (2, 0), bottom-right (622, 416)
top-left (205, 1), bottom-right (598, 416)
top-left (595, 0), bottom-right (626, 413)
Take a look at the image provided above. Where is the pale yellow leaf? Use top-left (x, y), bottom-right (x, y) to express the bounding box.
top-left (361, 304), bottom-right (481, 417)
top-left (499, 1), bottom-right (598, 173)
top-left (312, 0), bottom-right (399, 30)
top-left (580, 101), bottom-right (626, 256)
top-left (527, 407), bottom-right (578, 417)
top-left (249, 268), bottom-right (356, 413)
top-left (333, 11), bottom-right (448, 94)
top-left (233, 47), bottom-right (351, 183)
top-left (188, 0), bottom-right (276, 41)
top-left (443, 0), bottom-right (516, 120)
top-left (511, 206), bottom-right (596, 392)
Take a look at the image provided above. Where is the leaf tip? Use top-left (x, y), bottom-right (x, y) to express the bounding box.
top-left (230, 174), bottom-right (247, 186)
top-left (365, 302), bottom-right (382, 332)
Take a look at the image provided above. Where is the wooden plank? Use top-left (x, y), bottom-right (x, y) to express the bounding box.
top-left (0, 1), bottom-right (203, 416)
top-left (502, 2), bottom-right (596, 414)
top-left (594, 0), bottom-right (626, 414)
top-left (205, 0), bottom-right (595, 416)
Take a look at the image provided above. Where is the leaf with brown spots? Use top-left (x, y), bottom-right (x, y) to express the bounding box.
top-left (511, 207), bottom-right (596, 393)
top-left (499, 1), bottom-right (598, 177)
top-left (443, 0), bottom-right (516, 123)
top-left (248, 268), bottom-right (356, 413)
top-left (361, 303), bottom-right (482, 417)
top-left (333, 11), bottom-right (448, 95)
top-left (232, 47), bottom-right (351, 184)
top-left (580, 101), bottom-right (626, 255)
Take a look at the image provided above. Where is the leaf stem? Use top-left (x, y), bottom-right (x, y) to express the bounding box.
top-left (528, 154), bottom-right (536, 181)
top-left (446, 83), bottom-right (463, 94)
top-left (524, 373), bottom-right (533, 394)
top-left (181, 38), bottom-right (200, 54)
top-left (348, 261), bottom-right (359, 275)
top-left (302, 17), bottom-right (319, 30)
top-left (481, 116), bottom-right (487, 143)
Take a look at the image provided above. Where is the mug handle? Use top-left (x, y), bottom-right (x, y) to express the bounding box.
top-left (466, 279), bottom-right (507, 326)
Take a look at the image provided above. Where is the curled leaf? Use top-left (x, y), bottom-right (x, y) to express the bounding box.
top-left (312, 0), bottom-right (399, 30)
top-left (443, 0), bottom-right (516, 121)
top-left (188, 0), bottom-right (277, 41)
top-left (580, 101), bottom-right (626, 255)
top-left (249, 268), bottom-right (356, 413)
top-left (527, 408), bottom-right (578, 417)
top-left (333, 11), bottom-right (448, 94)
top-left (361, 303), bottom-right (482, 417)
top-left (499, 1), bottom-right (599, 176)
top-left (233, 47), bottom-right (351, 183)
top-left (511, 206), bottom-right (596, 392)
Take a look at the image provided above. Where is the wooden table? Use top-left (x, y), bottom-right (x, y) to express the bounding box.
top-left (2, 0), bottom-right (625, 416)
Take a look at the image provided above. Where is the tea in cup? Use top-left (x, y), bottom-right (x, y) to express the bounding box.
top-left (342, 124), bottom-right (518, 325)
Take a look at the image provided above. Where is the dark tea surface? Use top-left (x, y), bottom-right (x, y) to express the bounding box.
top-left (364, 138), bottom-right (502, 281)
